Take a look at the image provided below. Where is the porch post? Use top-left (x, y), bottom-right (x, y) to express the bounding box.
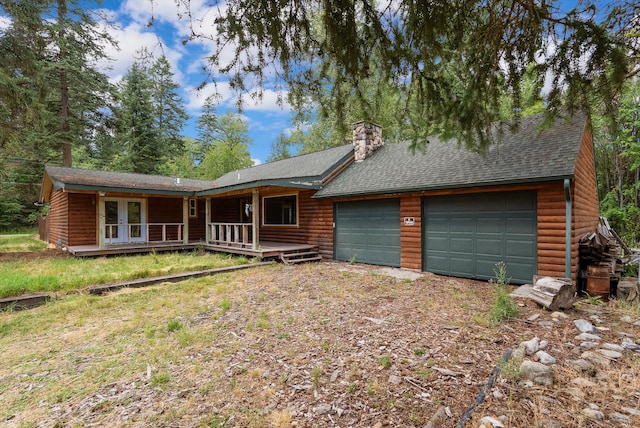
top-left (98, 192), bottom-right (106, 249)
top-left (252, 189), bottom-right (259, 250)
top-left (183, 197), bottom-right (189, 244)
top-left (205, 198), bottom-right (211, 243)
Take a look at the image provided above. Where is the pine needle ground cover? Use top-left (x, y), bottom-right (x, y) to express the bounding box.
top-left (1, 262), bottom-right (638, 427)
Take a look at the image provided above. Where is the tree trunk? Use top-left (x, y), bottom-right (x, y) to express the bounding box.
top-left (58, 0), bottom-right (72, 167)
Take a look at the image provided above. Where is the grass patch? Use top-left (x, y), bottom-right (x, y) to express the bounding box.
top-left (0, 252), bottom-right (248, 298)
top-left (0, 234), bottom-right (47, 252)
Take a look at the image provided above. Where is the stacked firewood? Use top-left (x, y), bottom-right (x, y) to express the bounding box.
top-left (579, 217), bottom-right (625, 278)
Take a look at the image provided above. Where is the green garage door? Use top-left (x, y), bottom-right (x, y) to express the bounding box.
top-left (424, 191), bottom-right (536, 284)
top-left (335, 199), bottom-right (401, 267)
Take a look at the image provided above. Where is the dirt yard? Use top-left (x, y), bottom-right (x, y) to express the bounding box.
top-left (1, 261), bottom-right (639, 427)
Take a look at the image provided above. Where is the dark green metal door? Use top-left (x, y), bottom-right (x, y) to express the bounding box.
top-left (423, 191), bottom-right (537, 284)
top-left (334, 199), bottom-right (401, 267)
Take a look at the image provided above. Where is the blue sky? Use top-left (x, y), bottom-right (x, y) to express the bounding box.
top-left (97, 0), bottom-right (294, 165)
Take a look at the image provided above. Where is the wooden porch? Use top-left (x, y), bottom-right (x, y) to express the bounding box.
top-left (66, 240), bottom-right (321, 263)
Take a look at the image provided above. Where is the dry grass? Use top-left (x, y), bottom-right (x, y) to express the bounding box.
top-left (1, 262), bottom-right (639, 427)
top-left (0, 234), bottom-right (47, 252)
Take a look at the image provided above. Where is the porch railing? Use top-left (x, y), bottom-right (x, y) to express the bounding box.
top-left (208, 222), bottom-right (252, 246)
top-left (105, 223), bottom-right (184, 244)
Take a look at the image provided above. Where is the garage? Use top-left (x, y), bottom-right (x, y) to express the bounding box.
top-left (423, 191), bottom-right (537, 284)
top-left (334, 199), bottom-right (400, 266)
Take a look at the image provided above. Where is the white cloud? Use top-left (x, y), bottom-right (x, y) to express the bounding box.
top-left (0, 15), bottom-right (11, 30)
top-left (239, 88), bottom-right (291, 113)
top-left (95, 17), bottom-right (187, 85)
top-left (252, 158), bottom-right (262, 166)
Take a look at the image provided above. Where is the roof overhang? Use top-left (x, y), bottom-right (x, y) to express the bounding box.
top-left (312, 175), bottom-right (574, 199)
top-left (196, 177), bottom-right (325, 197)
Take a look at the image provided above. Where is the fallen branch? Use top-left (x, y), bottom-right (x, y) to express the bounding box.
top-left (458, 347), bottom-right (512, 428)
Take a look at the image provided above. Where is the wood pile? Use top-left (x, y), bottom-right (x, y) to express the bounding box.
top-left (579, 217), bottom-right (625, 279)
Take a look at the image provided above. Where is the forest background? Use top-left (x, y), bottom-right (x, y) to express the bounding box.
top-left (0, 0), bottom-right (638, 247)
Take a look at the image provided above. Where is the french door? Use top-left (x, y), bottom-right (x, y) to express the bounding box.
top-left (104, 198), bottom-right (146, 243)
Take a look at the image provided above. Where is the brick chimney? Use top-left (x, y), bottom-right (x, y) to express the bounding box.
top-left (352, 121), bottom-right (383, 162)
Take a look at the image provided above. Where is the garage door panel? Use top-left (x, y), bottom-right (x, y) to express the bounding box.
top-left (477, 217), bottom-right (502, 233)
top-left (450, 237), bottom-right (473, 252)
top-left (476, 239), bottom-right (503, 256)
top-left (335, 199), bottom-right (400, 267)
top-left (451, 217), bottom-right (474, 232)
top-left (424, 191), bottom-right (536, 284)
top-left (449, 258), bottom-right (475, 276)
top-left (428, 236), bottom-right (449, 252)
top-left (506, 217), bottom-right (536, 234)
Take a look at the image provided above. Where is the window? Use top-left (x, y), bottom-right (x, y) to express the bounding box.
top-left (188, 199), bottom-right (198, 218)
top-left (263, 194), bottom-right (297, 226)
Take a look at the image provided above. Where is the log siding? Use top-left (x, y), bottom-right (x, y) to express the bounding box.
top-left (67, 193), bottom-right (97, 246)
top-left (46, 189), bottom-right (69, 247)
top-left (571, 127), bottom-right (600, 277)
top-left (259, 190), bottom-right (334, 259)
top-left (400, 197), bottom-right (422, 270)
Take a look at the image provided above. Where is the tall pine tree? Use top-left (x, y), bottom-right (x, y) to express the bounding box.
top-left (116, 60), bottom-right (160, 174)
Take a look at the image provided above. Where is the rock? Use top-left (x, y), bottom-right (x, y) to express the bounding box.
top-left (492, 389), bottom-right (504, 400)
top-left (566, 359), bottom-right (596, 376)
top-left (512, 347), bottom-right (525, 360)
top-left (602, 343), bottom-right (624, 352)
top-left (424, 406), bottom-right (448, 428)
top-left (519, 360), bottom-right (554, 386)
top-left (564, 387), bottom-right (584, 400)
top-left (609, 412), bottom-right (632, 424)
top-left (596, 349), bottom-right (623, 360)
top-left (534, 351), bottom-right (557, 365)
top-left (621, 407), bottom-right (640, 417)
top-left (571, 377), bottom-right (597, 387)
top-left (582, 408), bottom-right (604, 421)
top-left (589, 315), bottom-right (603, 324)
top-left (538, 321), bottom-right (555, 328)
top-left (520, 337), bottom-right (540, 356)
top-left (551, 311), bottom-right (569, 319)
top-left (432, 366), bottom-right (461, 377)
top-left (539, 340), bottom-right (548, 350)
top-left (581, 351), bottom-right (610, 366)
top-left (620, 315), bottom-right (633, 323)
top-left (479, 416), bottom-right (505, 427)
top-left (575, 332), bottom-right (601, 341)
top-left (313, 404), bottom-right (332, 415)
top-left (621, 337), bottom-right (640, 352)
top-left (388, 374), bottom-right (401, 385)
top-left (527, 314), bottom-right (540, 322)
top-left (634, 320), bottom-right (640, 327)
top-left (574, 319), bottom-right (597, 334)
top-left (535, 418), bottom-right (563, 428)
top-left (579, 341), bottom-right (599, 349)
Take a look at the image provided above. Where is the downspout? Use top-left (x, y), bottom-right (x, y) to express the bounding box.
top-left (564, 179), bottom-right (572, 279)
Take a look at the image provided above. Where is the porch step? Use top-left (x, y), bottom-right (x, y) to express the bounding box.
top-left (280, 248), bottom-right (322, 265)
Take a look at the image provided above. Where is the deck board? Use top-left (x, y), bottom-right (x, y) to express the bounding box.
top-left (66, 241), bottom-right (317, 258)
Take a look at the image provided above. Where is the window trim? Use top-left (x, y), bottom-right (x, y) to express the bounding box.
top-left (188, 198), bottom-right (198, 218)
top-left (262, 193), bottom-right (298, 227)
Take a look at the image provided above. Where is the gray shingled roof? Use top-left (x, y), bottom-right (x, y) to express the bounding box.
top-left (43, 166), bottom-right (215, 196)
top-left (199, 144), bottom-right (353, 195)
top-left (314, 113), bottom-right (588, 199)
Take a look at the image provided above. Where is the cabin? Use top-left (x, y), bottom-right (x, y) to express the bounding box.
top-left (39, 113), bottom-right (599, 284)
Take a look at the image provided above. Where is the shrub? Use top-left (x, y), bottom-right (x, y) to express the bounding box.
top-left (489, 262), bottom-right (520, 324)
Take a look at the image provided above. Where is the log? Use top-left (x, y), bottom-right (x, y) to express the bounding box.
top-left (528, 276), bottom-right (576, 310)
